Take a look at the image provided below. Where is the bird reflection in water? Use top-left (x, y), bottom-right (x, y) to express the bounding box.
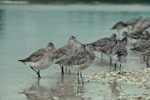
top-left (21, 74), bottom-right (86, 100)
top-left (108, 78), bottom-right (122, 99)
top-left (51, 73), bottom-right (86, 100)
top-left (20, 78), bottom-right (54, 100)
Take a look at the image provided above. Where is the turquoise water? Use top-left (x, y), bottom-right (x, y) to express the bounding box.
top-left (0, 4), bottom-right (150, 100)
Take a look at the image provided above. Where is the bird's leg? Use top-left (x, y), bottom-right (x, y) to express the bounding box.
top-left (31, 66), bottom-right (38, 73)
top-left (120, 63), bottom-right (122, 72)
top-left (37, 70), bottom-right (41, 78)
top-left (30, 67), bottom-right (41, 78)
top-left (109, 57), bottom-right (112, 71)
top-left (115, 63), bottom-right (117, 71)
top-left (77, 71), bottom-right (80, 84)
top-left (147, 56), bottom-right (149, 65)
top-left (60, 65), bottom-right (64, 75)
top-left (146, 56), bottom-right (149, 67)
top-left (143, 56), bottom-right (145, 63)
top-left (61, 66), bottom-right (64, 79)
top-left (80, 71), bottom-right (84, 85)
top-left (143, 56), bottom-right (146, 65)
top-left (64, 68), bottom-right (71, 73)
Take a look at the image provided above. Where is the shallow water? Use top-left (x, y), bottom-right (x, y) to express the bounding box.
top-left (0, 4), bottom-right (150, 100)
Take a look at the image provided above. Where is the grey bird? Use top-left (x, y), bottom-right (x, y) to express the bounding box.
top-left (89, 33), bottom-right (117, 58)
top-left (54, 36), bottom-right (82, 74)
top-left (96, 32), bottom-right (127, 70)
top-left (128, 24), bottom-right (150, 47)
top-left (126, 16), bottom-right (142, 26)
top-left (126, 16), bottom-right (142, 31)
top-left (96, 38), bottom-right (117, 67)
top-left (111, 21), bottom-right (128, 37)
top-left (55, 44), bottom-right (95, 85)
top-left (111, 40), bottom-right (128, 71)
top-left (90, 33), bottom-right (117, 49)
top-left (18, 42), bottom-right (58, 78)
top-left (131, 40), bottom-right (150, 66)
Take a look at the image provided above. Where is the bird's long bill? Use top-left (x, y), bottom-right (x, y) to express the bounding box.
top-left (75, 40), bottom-right (82, 45)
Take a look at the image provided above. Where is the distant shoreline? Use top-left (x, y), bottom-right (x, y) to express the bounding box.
top-left (0, 1), bottom-right (29, 5)
top-left (0, 1), bottom-right (150, 5)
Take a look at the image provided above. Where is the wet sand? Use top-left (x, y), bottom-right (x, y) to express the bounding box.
top-left (85, 67), bottom-right (150, 100)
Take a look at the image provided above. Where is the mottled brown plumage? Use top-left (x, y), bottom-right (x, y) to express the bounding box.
top-left (18, 42), bottom-right (57, 78)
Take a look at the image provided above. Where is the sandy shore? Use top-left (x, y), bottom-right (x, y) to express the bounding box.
top-left (85, 67), bottom-right (150, 100)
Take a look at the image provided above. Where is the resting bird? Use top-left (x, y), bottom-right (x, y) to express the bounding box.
top-left (111, 21), bottom-right (128, 37)
top-left (54, 36), bottom-right (82, 74)
top-left (18, 42), bottom-right (58, 78)
top-left (88, 33), bottom-right (117, 58)
top-left (111, 40), bottom-right (128, 71)
top-left (55, 44), bottom-right (95, 84)
top-left (131, 40), bottom-right (150, 66)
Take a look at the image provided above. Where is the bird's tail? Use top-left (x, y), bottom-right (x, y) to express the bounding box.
top-left (18, 59), bottom-right (25, 62)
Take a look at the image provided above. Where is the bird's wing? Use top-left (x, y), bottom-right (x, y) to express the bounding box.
top-left (68, 51), bottom-right (88, 65)
top-left (59, 45), bottom-right (69, 53)
top-left (23, 50), bottom-right (45, 62)
top-left (92, 38), bottom-right (110, 47)
top-left (99, 42), bottom-right (116, 54)
top-left (55, 51), bottom-right (88, 65)
top-left (36, 48), bottom-right (46, 52)
top-left (128, 32), bottom-right (141, 39)
top-left (142, 42), bottom-right (150, 49)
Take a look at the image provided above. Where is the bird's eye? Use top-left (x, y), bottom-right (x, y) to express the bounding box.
top-left (70, 36), bottom-right (76, 40)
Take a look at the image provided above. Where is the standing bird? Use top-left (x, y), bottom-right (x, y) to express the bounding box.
top-left (18, 42), bottom-right (58, 78)
top-left (131, 40), bottom-right (150, 66)
top-left (111, 21), bottom-right (128, 38)
top-left (127, 24), bottom-right (150, 47)
top-left (90, 33), bottom-right (117, 48)
top-left (132, 18), bottom-right (144, 32)
top-left (96, 32), bottom-right (127, 69)
top-left (96, 38), bottom-right (117, 68)
top-left (126, 16), bottom-right (142, 30)
top-left (54, 36), bottom-right (82, 74)
top-left (55, 44), bottom-right (95, 85)
top-left (126, 16), bottom-right (142, 25)
top-left (89, 33), bottom-right (117, 58)
top-left (111, 40), bottom-right (128, 71)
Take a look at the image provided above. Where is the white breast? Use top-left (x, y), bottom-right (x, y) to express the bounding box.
top-left (25, 55), bottom-right (54, 70)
